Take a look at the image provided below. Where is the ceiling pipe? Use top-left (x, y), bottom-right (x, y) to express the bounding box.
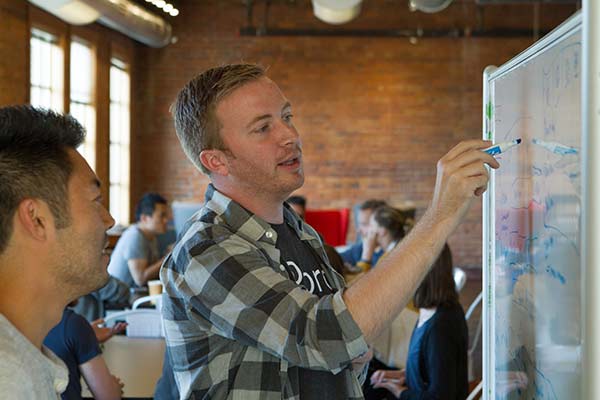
top-left (239, 26), bottom-right (551, 38)
top-left (28, 0), bottom-right (172, 48)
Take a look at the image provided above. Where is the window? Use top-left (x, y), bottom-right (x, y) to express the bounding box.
top-left (70, 39), bottom-right (96, 170)
top-left (109, 57), bottom-right (131, 226)
top-left (30, 28), bottom-right (64, 111)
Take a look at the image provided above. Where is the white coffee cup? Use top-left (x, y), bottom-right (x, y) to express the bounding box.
top-left (148, 280), bottom-right (163, 297)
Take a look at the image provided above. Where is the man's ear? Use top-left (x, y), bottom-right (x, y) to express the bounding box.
top-left (16, 199), bottom-right (52, 241)
top-left (139, 213), bottom-right (149, 225)
top-left (199, 149), bottom-right (229, 176)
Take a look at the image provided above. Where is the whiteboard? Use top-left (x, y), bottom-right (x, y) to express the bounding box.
top-left (483, 11), bottom-right (583, 400)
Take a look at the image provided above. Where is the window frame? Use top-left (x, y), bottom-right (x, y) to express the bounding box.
top-left (29, 7), bottom-right (69, 112)
top-left (108, 51), bottom-right (132, 224)
top-left (69, 34), bottom-right (98, 170)
top-left (109, 42), bottom-right (134, 225)
top-left (28, 5), bottom-right (136, 219)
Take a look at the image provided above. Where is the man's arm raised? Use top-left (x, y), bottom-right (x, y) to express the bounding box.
top-left (343, 139), bottom-right (499, 342)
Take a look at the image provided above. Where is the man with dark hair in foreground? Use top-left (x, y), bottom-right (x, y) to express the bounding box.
top-left (161, 64), bottom-right (499, 399)
top-left (0, 106), bottom-right (115, 397)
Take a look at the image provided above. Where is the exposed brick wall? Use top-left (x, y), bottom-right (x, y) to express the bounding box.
top-left (134, 0), bottom-right (580, 268)
top-left (0, 0), bottom-right (28, 105)
top-left (0, 0), bottom-right (576, 269)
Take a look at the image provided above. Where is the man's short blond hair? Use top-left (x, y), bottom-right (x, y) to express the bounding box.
top-left (171, 64), bottom-right (266, 174)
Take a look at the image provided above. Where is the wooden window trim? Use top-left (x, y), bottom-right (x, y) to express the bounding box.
top-left (110, 42), bottom-right (134, 223)
top-left (28, 5), bottom-right (138, 216)
top-left (29, 6), bottom-right (70, 113)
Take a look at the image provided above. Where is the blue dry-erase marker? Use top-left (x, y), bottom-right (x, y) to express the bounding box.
top-left (483, 138), bottom-right (522, 155)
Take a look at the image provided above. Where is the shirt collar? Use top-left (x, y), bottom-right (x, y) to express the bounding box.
top-left (204, 184), bottom-right (309, 244)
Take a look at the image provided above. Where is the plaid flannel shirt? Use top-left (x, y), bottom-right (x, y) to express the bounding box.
top-left (160, 184), bottom-right (369, 399)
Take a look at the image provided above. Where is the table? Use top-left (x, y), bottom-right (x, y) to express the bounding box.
top-left (82, 335), bottom-right (165, 399)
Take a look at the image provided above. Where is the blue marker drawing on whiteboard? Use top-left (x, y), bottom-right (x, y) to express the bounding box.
top-left (483, 138), bottom-right (522, 155)
top-left (532, 138), bottom-right (579, 155)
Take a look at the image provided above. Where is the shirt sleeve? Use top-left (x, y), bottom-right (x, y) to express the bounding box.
top-left (399, 317), bottom-right (464, 400)
top-left (165, 233), bottom-right (369, 373)
top-left (64, 311), bottom-right (102, 366)
top-left (123, 228), bottom-right (149, 260)
top-left (97, 276), bottom-right (130, 303)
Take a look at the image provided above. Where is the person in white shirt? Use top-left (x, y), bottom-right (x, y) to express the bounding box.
top-left (0, 106), bottom-right (115, 398)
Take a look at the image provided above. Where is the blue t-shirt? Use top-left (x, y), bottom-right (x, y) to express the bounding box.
top-left (339, 241), bottom-right (384, 267)
top-left (401, 302), bottom-right (468, 400)
top-left (44, 309), bottom-right (101, 400)
top-left (107, 224), bottom-right (160, 287)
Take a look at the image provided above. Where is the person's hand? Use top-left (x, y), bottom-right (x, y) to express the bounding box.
top-left (113, 374), bottom-right (125, 394)
top-left (360, 229), bottom-right (378, 262)
top-left (91, 319), bottom-right (127, 343)
top-left (371, 369), bottom-right (407, 398)
top-left (428, 140), bottom-right (499, 228)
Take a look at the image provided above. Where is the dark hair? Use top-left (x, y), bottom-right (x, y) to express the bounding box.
top-left (171, 64), bottom-right (266, 175)
top-left (359, 199), bottom-right (387, 212)
top-left (413, 244), bottom-right (458, 308)
top-left (0, 106), bottom-right (85, 254)
top-left (287, 195), bottom-right (306, 208)
top-left (135, 193), bottom-right (167, 221)
top-left (372, 205), bottom-right (406, 241)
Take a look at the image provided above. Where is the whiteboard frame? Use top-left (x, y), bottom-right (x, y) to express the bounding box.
top-left (582, 0), bottom-right (599, 398)
top-left (482, 64), bottom-right (497, 400)
top-left (482, 10), bottom-right (583, 400)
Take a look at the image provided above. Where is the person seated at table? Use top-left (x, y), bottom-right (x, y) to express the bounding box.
top-left (370, 244), bottom-right (468, 400)
top-left (359, 205), bottom-right (417, 400)
top-left (108, 193), bottom-right (169, 288)
top-left (44, 307), bottom-right (125, 400)
top-left (71, 275), bottom-right (130, 322)
top-left (356, 204), bottom-right (409, 274)
top-left (340, 199), bottom-right (388, 271)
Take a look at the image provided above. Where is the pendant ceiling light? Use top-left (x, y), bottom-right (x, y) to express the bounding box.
top-left (409, 0), bottom-right (453, 13)
top-left (312, 0), bottom-right (362, 25)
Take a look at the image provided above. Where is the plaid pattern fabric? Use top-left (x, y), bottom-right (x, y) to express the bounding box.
top-left (161, 184), bottom-right (369, 399)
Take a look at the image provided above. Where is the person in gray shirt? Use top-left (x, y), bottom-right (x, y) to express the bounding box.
top-left (0, 106), bottom-right (116, 398)
top-left (71, 275), bottom-right (130, 321)
top-left (108, 193), bottom-right (169, 288)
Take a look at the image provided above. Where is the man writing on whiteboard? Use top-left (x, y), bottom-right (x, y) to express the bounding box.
top-left (160, 63), bottom-right (499, 399)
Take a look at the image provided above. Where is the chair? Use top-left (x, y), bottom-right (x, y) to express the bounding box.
top-left (467, 381), bottom-right (483, 400)
top-left (453, 267), bottom-right (467, 292)
top-left (132, 294), bottom-right (163, 310)
top-left (103, 307), bottom-right (163, 338)
top-left (465, 291), bottom-right (482, 321)
top-left (304, 208), bottom-right (350, 246)
top-left (466, 291), bottom-right (484, 399)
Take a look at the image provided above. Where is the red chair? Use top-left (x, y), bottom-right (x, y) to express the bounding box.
top-left (304, 208), bottom-right (350, 247)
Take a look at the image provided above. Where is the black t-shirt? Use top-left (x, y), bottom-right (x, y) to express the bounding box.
top-left (271, 222), bottom-right (349, 399)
